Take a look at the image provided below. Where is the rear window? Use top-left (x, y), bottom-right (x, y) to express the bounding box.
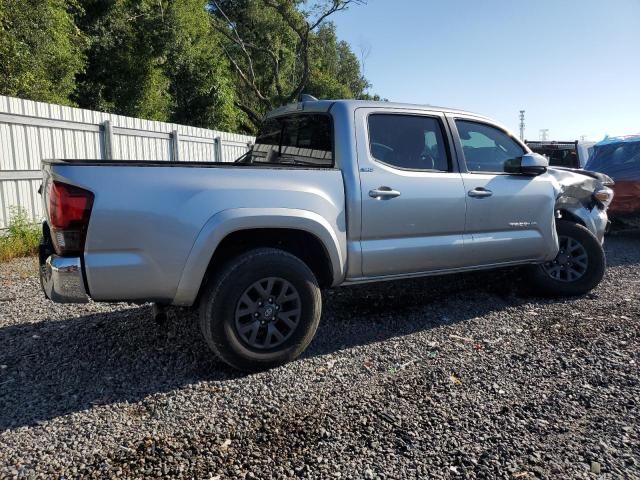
top-left (243, 114), bottom-right (333, 167)
top-left (527, 144), bottom-right (579, 168)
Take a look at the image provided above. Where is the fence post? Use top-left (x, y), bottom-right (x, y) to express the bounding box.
top-left (214, 136), bottom-right (222, 162)
top-left (102, 120), bottom-right (114, 160)
top-left (171, 130), bottom-right (180, 161)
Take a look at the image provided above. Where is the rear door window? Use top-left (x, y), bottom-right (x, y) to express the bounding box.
top-left (247, 114), bottom-right (333, 167)
top-left (367, 114), bottom-right (451, 171)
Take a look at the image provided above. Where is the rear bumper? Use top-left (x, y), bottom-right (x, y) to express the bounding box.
top-left (40, 255), bottom-right (89, 303)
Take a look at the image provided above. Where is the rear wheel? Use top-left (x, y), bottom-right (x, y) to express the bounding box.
top-left (527, 221), bottom-right (605, 297)
top-left (199, 248), bottom-right (322, 371)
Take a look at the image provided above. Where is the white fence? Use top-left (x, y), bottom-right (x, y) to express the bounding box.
top-left (0, 95), bottom-right (255, 228)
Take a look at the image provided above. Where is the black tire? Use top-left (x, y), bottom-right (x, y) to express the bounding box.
top-left (199, 248), bottom-right (322, 371)
top-left (527, 220), bottom-right (605, 297)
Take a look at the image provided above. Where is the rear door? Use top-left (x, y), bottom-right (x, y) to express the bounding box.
top-left (449, 116), bottom-right (557, 266)
top-left (355, 108), bottom-right (467, 277)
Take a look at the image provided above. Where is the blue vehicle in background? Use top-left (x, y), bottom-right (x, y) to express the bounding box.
top-left (586, 135), bottom-right (640, 228)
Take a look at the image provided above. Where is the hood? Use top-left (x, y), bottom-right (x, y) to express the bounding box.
top-left (547, 167), bottom-right (614, 210)
top-left (548, 166), bottom-right (614, 186)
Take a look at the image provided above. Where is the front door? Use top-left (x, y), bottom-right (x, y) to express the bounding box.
top-left (451, 118), bottom-right (558, 266)
top-left (356, 109), bottom-right (468, 277)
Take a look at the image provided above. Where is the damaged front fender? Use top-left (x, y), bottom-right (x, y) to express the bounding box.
top-left (547, 167), bottom-right (613, 243)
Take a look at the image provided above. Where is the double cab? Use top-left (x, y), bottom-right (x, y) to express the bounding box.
top-left (40, 100), bottom-right (613, 370)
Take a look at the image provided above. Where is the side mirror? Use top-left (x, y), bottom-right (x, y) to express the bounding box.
top-left (504, 153), bottom-right (548, 176)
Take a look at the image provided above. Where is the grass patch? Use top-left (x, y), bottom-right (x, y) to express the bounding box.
top-left (0, 208), bottom-right (41, 262)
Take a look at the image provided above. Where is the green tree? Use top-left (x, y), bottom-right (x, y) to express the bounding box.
top-left (74, 0), bottom-right (238, 130)
top-left (0, 0), bottom-right (373, 134)
top-left (164, 0), bottom-right (239, 131)
top-left (210, 0), bottom-right (369, 130)
top-left (73, 0), bottom-right (172, 119)
top-left (0, 0), bottom-right (85, 104)
top-left (308, 23), bottom-right (370, 100)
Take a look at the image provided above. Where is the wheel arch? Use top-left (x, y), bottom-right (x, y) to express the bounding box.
top-left (556, 204), bottom-right (607, 243)
top-left (172, 208), bottom-right (345, 306)
top-left (557, 208), bottom-right (587, 227)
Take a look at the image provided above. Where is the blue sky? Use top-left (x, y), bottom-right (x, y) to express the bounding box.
top-left (331, 0), bottom-right (640, 142)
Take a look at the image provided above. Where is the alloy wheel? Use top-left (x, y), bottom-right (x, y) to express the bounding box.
top-left (234, 277), bottom-right (302, 350)
top-left (542, 235), bottom-right (589, 282)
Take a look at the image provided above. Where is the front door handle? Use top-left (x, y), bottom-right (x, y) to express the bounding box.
top-left (369, 186), bottom-right (401, 199)
top-left (468, 187), bottom-right (493, 198)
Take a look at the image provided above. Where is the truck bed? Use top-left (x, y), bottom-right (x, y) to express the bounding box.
top-left (42, 160), bottom-right (347, 305)
top-left (43, 158), bottom-right (333, 168)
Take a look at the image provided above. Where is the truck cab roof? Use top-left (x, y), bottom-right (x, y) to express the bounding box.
top-left (265, 99), bottom-right (490, 120)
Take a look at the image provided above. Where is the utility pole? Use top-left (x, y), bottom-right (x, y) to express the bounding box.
top-left (519, 110), bottom-right (525, 140)
top-left (539, 129), bottom-right (549, 141)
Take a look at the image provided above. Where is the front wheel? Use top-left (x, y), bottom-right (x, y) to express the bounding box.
top-left (199, 248), bottom-right (322, 371)
top-left (527, 221), bottom-right (606, 297)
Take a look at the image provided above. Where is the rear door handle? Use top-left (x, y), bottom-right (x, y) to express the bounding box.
top-left (369, 187), bottom-right (401, 199)
top-left (468, 188), bottom-right (493, 198)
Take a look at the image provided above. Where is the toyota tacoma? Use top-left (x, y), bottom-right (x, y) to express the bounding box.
top-left (39, 99), bottom-right (614, 371)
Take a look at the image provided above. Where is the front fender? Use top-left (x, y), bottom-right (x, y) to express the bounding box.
top-left (172, 208), bottom-right (346, 306)
top-left (549, 167), bottom-right (609, 244)
top-left (559, 204), bottom-right (608, 244)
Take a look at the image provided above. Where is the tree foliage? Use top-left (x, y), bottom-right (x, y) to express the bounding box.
top-left (73, 0), bottom-right (170, 118)
top-left (0, 0), bottom-right (373, 133)
top-left (210, 0), bottom-right (370, 128)
top-left (0, 0), bottom-right (85, 104)
top-left (309, 23), bottom-right (370, 100)
top-left (73, 0), bottom-right (239, 129)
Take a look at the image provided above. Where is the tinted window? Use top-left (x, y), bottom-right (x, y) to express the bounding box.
top-left (527, 144), bottom-right (579, 168)
top-left (368, 114), bottom-right (450, 171)
top-left (542, 148), bottom-right (578, 168)
top-left (456, 120), bottom-right (525, 173)
top-left (246, 114), bottom-right (333, 167)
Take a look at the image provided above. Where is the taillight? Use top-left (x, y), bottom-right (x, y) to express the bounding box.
top-left (48, 181), bottom-right (94, 256)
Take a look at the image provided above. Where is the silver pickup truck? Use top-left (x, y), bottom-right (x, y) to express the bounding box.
top-left (39, 99), bottom-right (613, 371)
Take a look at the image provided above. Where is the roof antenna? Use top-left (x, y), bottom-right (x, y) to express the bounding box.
top-left (298, 94), bottom-right (318, 102)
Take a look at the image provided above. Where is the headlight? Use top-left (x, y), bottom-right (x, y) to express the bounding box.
top-left (593, 187), bottom-right (614, 209)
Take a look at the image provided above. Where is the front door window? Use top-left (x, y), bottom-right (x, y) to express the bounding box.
top-left (455, 120), bottom-right (525, 173)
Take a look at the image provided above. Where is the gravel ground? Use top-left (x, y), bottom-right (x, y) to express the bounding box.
top-left (0, 232), bottom-right (638, 479)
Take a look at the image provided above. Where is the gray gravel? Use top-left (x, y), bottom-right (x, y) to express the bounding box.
top-left (1, 232), bottom-right (639, 479)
